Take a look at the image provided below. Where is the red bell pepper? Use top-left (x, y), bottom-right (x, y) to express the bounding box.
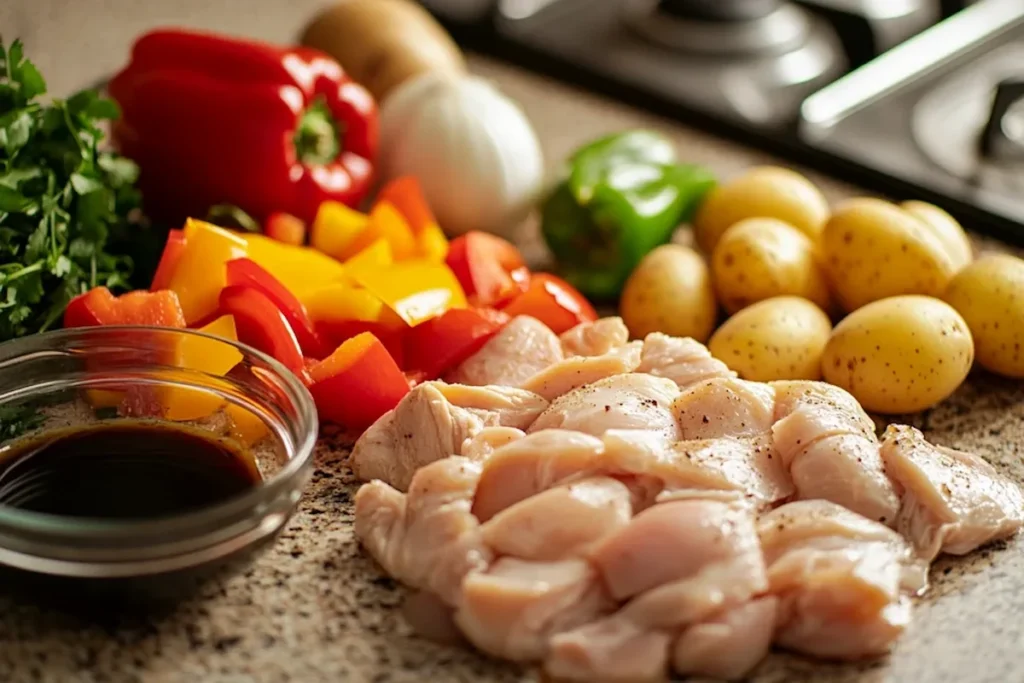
top-left (150, 229), bottom-right (187, 291)
top-left (308, 332), bottom-right (410, 431)
top-left (446, 232), bottom-right (530, 308)
top-left (404, 308), bottom-right (509, 380)
top-left (108, 29), bottom-right (379, 224)
top-left (500, 273), bottom-right (598, 335)
top-left (64, 287), bottom-right (187, 328)
top-left (218, 286), bottom-right (307, 379)
top-left (264, 212), bottom-right (306, 246)
top-left (224, 258), bottom-right (326, 358)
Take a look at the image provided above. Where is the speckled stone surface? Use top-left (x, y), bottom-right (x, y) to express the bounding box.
top-left (3, 2), bottom-right (1024, 681)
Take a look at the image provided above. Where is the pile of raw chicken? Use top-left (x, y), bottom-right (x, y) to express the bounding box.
top-left (350, 316), bottom-right (1024, 682)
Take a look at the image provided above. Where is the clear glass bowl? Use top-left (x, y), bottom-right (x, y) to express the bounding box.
top-left (0, 326), bottom-right (317, 606)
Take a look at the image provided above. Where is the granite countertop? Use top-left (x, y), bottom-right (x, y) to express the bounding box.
top-left (3, 2), bottom-right (1024, 682)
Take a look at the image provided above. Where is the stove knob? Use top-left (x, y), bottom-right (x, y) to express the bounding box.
top-left (979, 78), bottom-right (1024, 163)
top-left (659, 0), bottom-right (783, 21)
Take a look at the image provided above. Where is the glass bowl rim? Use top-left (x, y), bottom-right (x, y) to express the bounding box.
top-left (0, 325), bottom-right (319, 542)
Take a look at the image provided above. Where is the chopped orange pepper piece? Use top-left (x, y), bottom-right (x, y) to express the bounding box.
top-left (310, 201), bottom-right (371, 261)
top-left (171, 220), bottom-right (249, 324)
top-left (376, 176), bottom-right (438, 235)
top-left (348, 260), bottom-right (467, 327)
top-left (264, 212), bottom-right (307, 246)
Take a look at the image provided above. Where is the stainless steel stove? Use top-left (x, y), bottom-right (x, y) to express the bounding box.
top-left (420, 0), bottom-right (1024, 243)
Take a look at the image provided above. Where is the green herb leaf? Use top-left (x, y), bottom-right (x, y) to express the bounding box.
top-left (0, 36), bottom-right (145, 341)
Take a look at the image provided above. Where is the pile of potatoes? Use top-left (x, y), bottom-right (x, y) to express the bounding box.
top-left (619, 166), bottom-right (1024, 415)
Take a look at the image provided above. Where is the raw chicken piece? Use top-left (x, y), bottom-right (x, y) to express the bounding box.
top-left (480, 477), bottom-right (633, 561)
top-left (672, 377), bottom-right (776, 440)
top-left (354, 457), bottom-right (492, 605)
top-left (472, 430), bottom-right (606, 522)
top-left (636, 333), bottom-right (735, 390)
top-left (402, 591), bottom-right (464, 645)
top-left (352, 383), bottom-right (547, 490)
top-left (546, 499), bottom-right (766, 681)
top-left (772, 381), bottom-right (899, 525)
top-left (460, 426), bottom-right (525, 460)
top-left (353, 384), bottom-right (486, 490)
top-left (605, 430), bottom-right (793, 509)
top-left (445, 316), bottom-right (563, 387)
top-left (521, 341), bottom-right (643, 401)
top-left (758, 500), bottom-right (926, 660)
top-left (560, 317), bottom-right (630, 357)
top-left (545, 619), bottom-right (672, 683)
top-left (671, 596), bottom-right (777, 681)
top-left (454, 558), bottom-right (610, 661)
top-left (881, 425), bottom-right (1024, 560)
top-left (528, 373), bottom-right (681, 441)
top-left (772, 380), bottom-right (876, 445)
top-left (429, 383), bottom-right (548, 430)
top-left (789, 434), bottom-right (899, 526)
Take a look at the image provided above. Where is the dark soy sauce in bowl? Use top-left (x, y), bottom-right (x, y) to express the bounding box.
top-left (0, 423), bottom-right (263, 519)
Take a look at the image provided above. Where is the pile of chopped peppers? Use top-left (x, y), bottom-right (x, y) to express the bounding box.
top-left (64, 177), bottom-right (597, 434)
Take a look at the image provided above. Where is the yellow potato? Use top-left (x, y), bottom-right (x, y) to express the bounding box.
top-left (900, 200), bottom-right (973, 271)
top-left (301, 0), bottom-right (466, 103)
top-left (711, 217), bottom-right (832, 314)
top-left (822, 295), bottom-right (973, 414)
top-left (943, 254), bottom-right (1024, 378)
top-left (620, 244), bottom-right (717, 342)
top-left (821, 198), bottom-right (957, 313)
top-left (693, 166), bottom-right (830, 254)
top-left (708, 296), bottom-right (832, 382)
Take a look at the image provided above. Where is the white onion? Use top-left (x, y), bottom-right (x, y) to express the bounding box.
top-left (379, 71), bottom-right (545, 238)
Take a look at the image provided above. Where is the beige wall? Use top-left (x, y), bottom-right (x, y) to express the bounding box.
top-left (2, 0), bottom-right (337, 97)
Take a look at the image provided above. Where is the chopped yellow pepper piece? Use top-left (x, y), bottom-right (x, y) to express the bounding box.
top-left (344, 239), bottom-right (393, 277)
top-left (416, 223), bottom-right (450, 262)
top-left (163, 315), bottom-right (244, 421)
top-left (244, 233), bottom-right (348, 300)
top-left (303, 282), bottom-right (387, 324)
top-left (224, 403), bottom-right (270, 447)
top-left (310, 201), bottom-right (372, 262)
top-left (348, 260), bottom-right (467, 327)
top-left (171, 220), bottom-right (248, 324)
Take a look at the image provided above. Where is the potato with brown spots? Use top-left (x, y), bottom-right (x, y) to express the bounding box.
top-left (900, 200), bottom-right (973, 271)
top-left (711, 217), bottom-right (832, 314)
top-left (620, 244), bottom-right (717, 342)
top-left (693, 166), bottom-right (830, 254)
top-left (821, 198), bottom-right (958, 313)
top-left (822, 295), bottom-right (973, 414)
top-left (708, 296), bottom-right (832, 382)
top-left (944, 254), bottom-right (1024, 378)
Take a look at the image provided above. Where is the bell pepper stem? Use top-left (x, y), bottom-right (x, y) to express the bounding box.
top-left (294, 97), bottom-right (342, 165)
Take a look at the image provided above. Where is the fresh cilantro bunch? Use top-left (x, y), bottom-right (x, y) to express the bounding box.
top-left (0, 38), bottom-right (147, 341)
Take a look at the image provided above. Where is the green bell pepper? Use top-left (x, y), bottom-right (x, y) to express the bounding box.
top-left (541, 130), bottom-right (717, 301)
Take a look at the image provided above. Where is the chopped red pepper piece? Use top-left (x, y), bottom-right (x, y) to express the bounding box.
top-left (446, 231), bottom-right (530, 308)
top-left (308, 332), bottom-right (410, 431)
top-left (264, 212), bottom-right (307, 246)
top-left (500, 273), bottom-right (598, 335)
top-left (218, 285), bottom-right (307, 379)
top-left (314, 319), bottom-right (405, 369)
top-left (64, 287), bottom-right (187, 328)
top-left (224, 258), bottom-right (327, 358)
top-left (404, 308), bottom-right (508, 380)
top-left (150, 229), bottom-right (187, 291)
